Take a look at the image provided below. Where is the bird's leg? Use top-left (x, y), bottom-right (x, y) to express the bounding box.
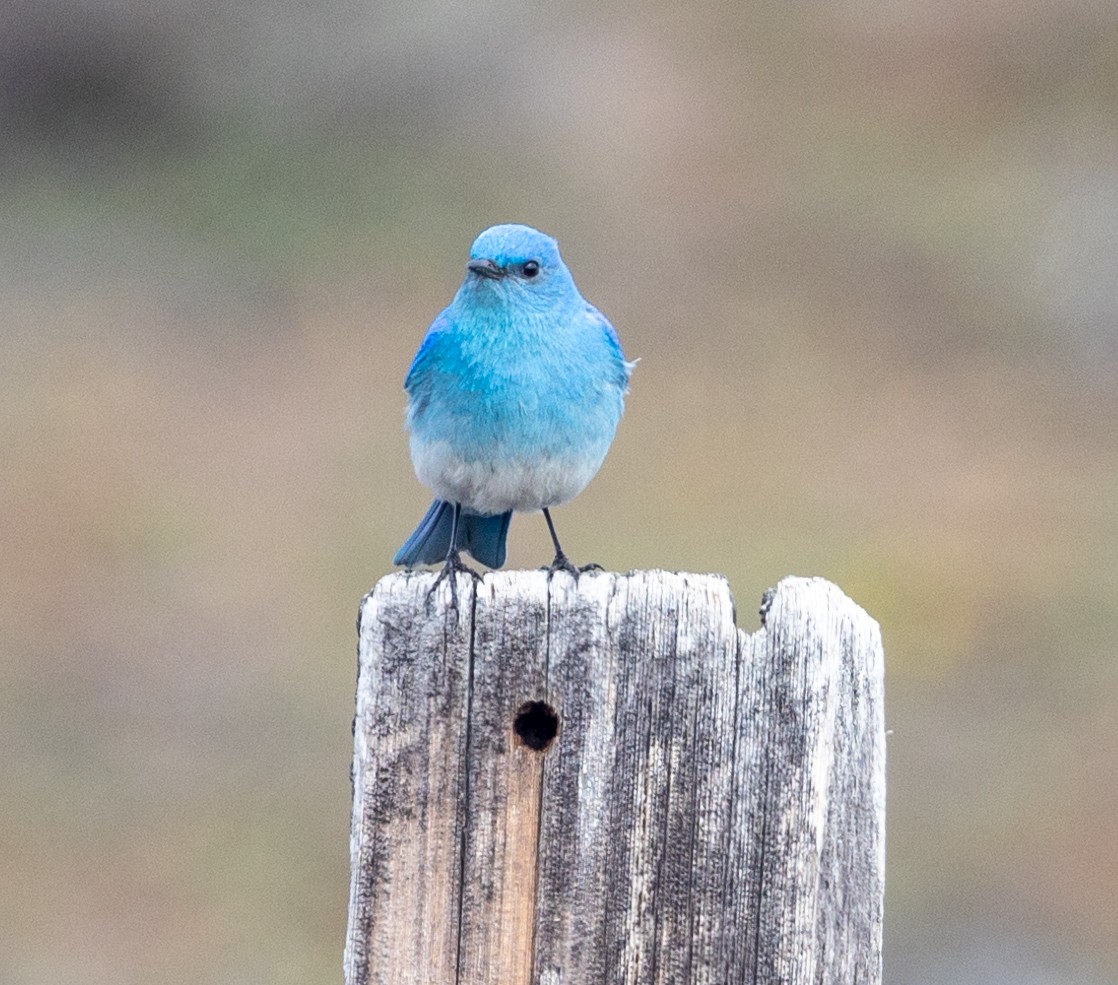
top-left (542, 508), bottom-right (602, 580)
top-left (428, 502), bottom-right (483, 609)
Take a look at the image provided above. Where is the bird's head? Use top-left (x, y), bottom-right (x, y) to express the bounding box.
top-left (459, 224), bottom-right (578, 310)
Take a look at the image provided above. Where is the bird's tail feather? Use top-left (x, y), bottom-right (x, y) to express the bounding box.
top-left (393, 500), bottom-right (511, 569)
top-left (462, 508), bottom-right (512, 569)
top-left (393, 500), bottom-right (453, 567)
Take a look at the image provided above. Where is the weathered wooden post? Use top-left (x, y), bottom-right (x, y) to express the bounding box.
top-left (345, 570), bottom-right (885, 985)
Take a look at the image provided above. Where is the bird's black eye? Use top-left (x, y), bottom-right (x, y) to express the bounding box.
top-left (522, 260), bottom-right (540, 278)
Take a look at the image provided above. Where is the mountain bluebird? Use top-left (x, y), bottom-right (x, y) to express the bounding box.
top-left (394, 223), bottom-right (633, 600)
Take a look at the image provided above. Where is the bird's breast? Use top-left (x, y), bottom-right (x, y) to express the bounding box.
top-left (410, 438), bottom-right (610, 515)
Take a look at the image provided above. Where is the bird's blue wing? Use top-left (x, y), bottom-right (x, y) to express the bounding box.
top-left (404, 309), bottom-right (453, 394)
top-left (584, 303), bottom-right (634, 388)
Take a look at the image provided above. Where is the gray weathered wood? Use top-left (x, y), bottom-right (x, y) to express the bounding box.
top-left (345, 570), bottom-right (885, 985)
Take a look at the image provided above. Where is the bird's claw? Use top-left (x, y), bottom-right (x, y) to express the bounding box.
top-left (544, 554), bottom-right (601, 582)
top-left (427, 551), bottom-right (483, 610)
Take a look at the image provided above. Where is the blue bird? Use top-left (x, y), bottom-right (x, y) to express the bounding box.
top-left (394, 223), bottom-right (633, 598)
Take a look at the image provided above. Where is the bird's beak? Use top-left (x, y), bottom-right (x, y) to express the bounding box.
top-left (466, 258), bottom-right (505, 280)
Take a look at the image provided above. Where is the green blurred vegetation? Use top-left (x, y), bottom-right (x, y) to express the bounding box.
top-left (2, 1), bottom-right (1117, 983)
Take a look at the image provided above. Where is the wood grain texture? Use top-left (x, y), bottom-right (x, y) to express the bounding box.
top-left (345, 571), bottom-right (885, 985)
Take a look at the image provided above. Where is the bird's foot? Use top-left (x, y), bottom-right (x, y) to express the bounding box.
top-left (544, 553), bottom-right (602, 582)
top-left (427, 551), bottom-right (483, 610)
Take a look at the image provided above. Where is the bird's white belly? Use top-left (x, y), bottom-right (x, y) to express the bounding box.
top-left (411, 438), bottom-right (606, 515)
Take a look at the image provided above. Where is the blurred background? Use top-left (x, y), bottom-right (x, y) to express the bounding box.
top-left (2, 0), bottom-right (1116, 982)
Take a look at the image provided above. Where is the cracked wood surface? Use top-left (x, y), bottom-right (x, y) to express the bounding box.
top-left (345, 570), bottom-right (885, 985)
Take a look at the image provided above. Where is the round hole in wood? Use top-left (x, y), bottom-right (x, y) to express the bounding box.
top-left (513, 701), bottom-right (559, 751)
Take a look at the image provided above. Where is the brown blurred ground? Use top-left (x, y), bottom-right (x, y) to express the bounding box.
top-left (2, 2), bottom-right (1117, 983)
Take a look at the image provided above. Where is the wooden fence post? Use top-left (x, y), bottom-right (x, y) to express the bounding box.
top-left (344, 570), bottom-right (885, 985)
